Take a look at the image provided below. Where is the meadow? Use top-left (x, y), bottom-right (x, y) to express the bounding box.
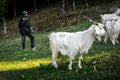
top-left (0, 21), bottom-right (120, 80)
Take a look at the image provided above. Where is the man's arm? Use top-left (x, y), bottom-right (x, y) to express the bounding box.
top-left (18, 19), bottom-right (24, 30)
top-left (18, 19), bottom-right (29, 31)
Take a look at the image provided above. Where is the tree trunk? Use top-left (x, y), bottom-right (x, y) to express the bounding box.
top-left (72, 0), bottom-right (76, 10)
top-left (34, 0), bottom-right (37, 12)
top-left (84, 0), bottom-right (88, 7)
top-left (61, 0), bottom-right (66, 12)
top-left (13, 0), bottom-right (16, 17)
top-left (47, 0), bottom-right (50, 11)
top-left (2, 17), bottom-right (7, 34)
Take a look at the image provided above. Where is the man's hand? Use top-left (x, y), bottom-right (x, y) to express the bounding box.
top-left (24, 27), bottom-right (29, 31)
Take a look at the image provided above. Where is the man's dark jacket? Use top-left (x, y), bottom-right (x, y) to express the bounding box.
top-left (18, 18), bottom-right (31, 35)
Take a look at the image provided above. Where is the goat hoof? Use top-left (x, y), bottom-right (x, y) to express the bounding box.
top-left (76, 67), bottom-right (82, 72)
top-left (78, 66), bottom-right (82, 70)
top-left (69, 69), bottom-right (72, 71)
top-left (55, 66), bottom-right (58, 69)
top-left (76, 69), bottom-right (79, 72)
top-left (68, 68), bottom-right (72, 71)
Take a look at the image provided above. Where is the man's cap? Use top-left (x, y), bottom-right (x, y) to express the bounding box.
top-left (22, 11), bottom-right (28, 15)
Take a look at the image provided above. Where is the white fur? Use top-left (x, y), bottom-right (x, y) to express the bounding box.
top-left (101, 9), bottom-right (120, 24)
top-left (104, 19), bottom-right (120, 45)
top-left (49, 23), bottom-right (105, 70)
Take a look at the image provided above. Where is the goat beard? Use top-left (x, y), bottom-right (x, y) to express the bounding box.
top-left (96, 36), bottom-right (101, 41)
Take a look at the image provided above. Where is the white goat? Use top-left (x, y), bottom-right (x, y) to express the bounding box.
top-left (49, 21), bottom-right (105, 70)
top-left (104, 19), bottom-right (120, 45)
top-left (101, 8), bottom-right (120, 24)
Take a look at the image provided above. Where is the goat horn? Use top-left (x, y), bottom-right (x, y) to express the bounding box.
top-left (84, 16), bottom-right (96, 24)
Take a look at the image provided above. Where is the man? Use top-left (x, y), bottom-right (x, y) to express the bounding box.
top-left (18, 11), bottom-right (36, 50)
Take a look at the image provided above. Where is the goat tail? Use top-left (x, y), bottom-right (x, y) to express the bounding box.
top-left (49, 32), bottom-right (55, 40)
top-left (49, 32), bottom-right (56, 50)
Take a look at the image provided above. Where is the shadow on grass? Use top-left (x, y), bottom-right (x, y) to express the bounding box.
top-left (0, 56), bottom-right (120, 80)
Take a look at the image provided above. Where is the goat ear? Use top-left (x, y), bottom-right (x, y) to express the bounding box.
top-left (100, 15), bottom-right (103, 18)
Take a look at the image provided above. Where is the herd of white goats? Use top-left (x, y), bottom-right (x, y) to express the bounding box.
top-left (49, 8), bottom-right (120, 70)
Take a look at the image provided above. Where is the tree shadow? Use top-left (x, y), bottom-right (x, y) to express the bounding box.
top-left (0, 55), bottom-right (120, 80)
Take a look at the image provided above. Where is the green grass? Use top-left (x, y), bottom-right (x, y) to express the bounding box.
top-left (0, 21), bottom-right (120, 80)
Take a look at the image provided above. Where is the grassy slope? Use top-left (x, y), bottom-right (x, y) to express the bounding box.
top-left (0, 21), bottom-right (120, 80)
top-left (0, 2), bottom-right (120, 80)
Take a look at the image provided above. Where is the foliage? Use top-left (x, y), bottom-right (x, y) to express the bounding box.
top-left (0, 0), bottom-right (7, 17)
